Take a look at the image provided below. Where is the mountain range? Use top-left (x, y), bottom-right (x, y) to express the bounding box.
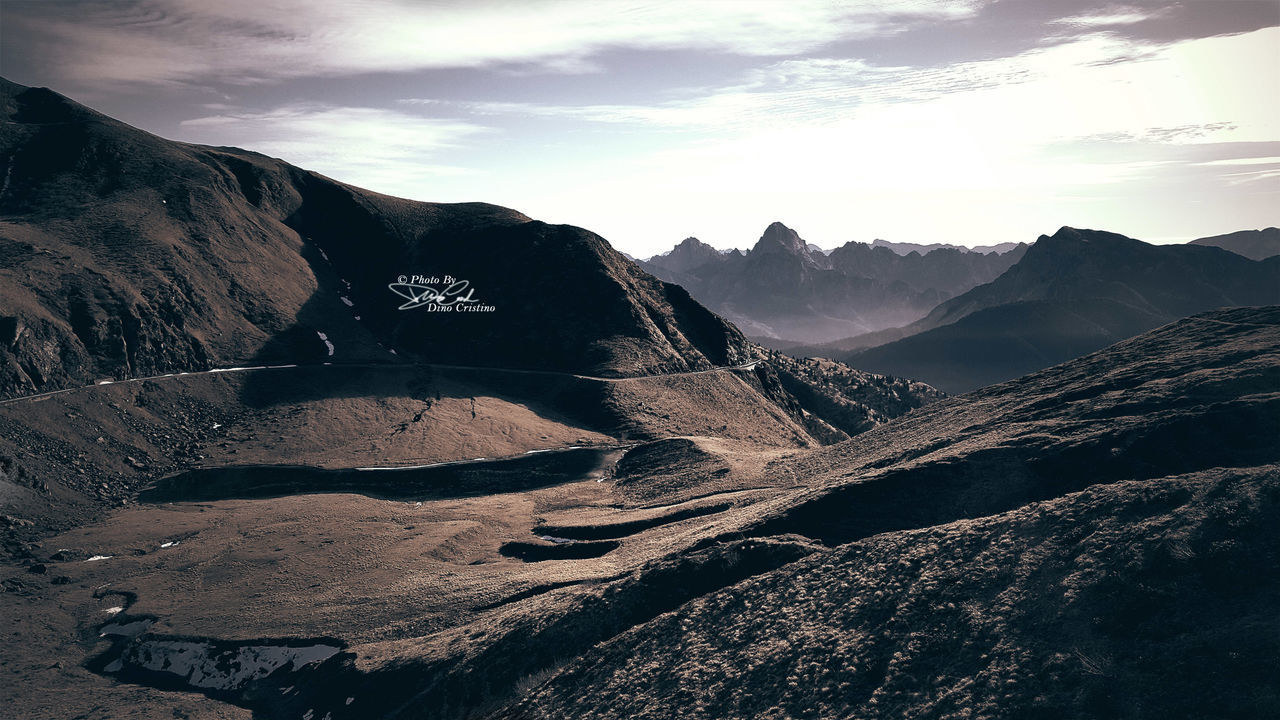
top-left (0, 76), bottom-right (940, 529)
top-left (1, 77), bottom-right (1277, 720)
top-left (639, 223), bottom-right (1026, 345)
top-left (9, 305), bottom-right (1272, 720)
top-left (1188, 226), bottom-right (1280, 260)
top-left (839, 226), bottom-right (1280, 393)
top-left (870, 237), bottom-right (1023, 255)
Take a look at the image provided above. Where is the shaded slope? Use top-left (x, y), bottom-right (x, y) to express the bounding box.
top-left (505, 466), bottom-right (1280, 720)
top-left (844, 227), bottom-right (1280, 392)
top-left (88, 308), bottom-right (1275, 720)
top-left (488, 306), bottom-right (1280, 720)
top-left (0, 77), bottom-right (752, 398)
top-left (0, 80), bottom-right (947, 551)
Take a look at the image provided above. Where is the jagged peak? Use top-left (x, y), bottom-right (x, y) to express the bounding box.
top-left (647, 236), bottom-right (723, 264)
top-left (675, 236), bottom-right (713, 250)
top-left (752, 221), bottom-right (807, 256)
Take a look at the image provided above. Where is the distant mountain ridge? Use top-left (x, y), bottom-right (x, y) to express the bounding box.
top-left (638, 223), bottom-right (1025, 344)
top-left (871, 237), bottom-right (1022, 255)
top-left (1190, 227), bottom-right (1280, 260)
top-left (841, 226), bottom-right (1280, 392)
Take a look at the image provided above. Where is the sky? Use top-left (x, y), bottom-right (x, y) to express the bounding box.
top-left (1, 1), bottom-right (1277, 257)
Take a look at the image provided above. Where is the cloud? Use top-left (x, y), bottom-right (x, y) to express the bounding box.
top-left (477, 26), bottom-right (1279, 254)
top-left (1219, 168), bottom-right (1280, 185)
top-left (1050, 4), bottom-right (1170, 29)
top-left (178, 104), bottom-right (488, 197)
top-left (7, 1), bottom-right (1271, 255)
top-left (1195, 156), bottom-right (1280, 167)
top-left (7, 0), bottom-right (980, 88)
top-left (413, 26), bottom-right (1278, 149)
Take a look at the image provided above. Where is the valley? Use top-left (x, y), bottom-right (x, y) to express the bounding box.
top-left (0, 74), bottom-right (1277, 720)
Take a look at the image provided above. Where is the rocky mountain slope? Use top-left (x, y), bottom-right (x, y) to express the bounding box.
top-left (842, 226), bottom-right (1280, 392)
top-left (639, 223), bottom-right (1024, 345)
top-left (0, 77), bottom-right (942, 541)
top-left (3, 75), bottom-right (1274, 720)
top-left (491, 306), bottom-right (1280, 720)
top-left (12, 308), bottom-right (1265, 720)
top-left (0, 77), bottom-right (755, 398)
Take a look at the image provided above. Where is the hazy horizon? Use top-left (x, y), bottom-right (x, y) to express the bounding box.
top-left (2, 0), bottom-right (1277, 256)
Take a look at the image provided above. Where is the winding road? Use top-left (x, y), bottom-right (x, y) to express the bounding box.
top-left (0, 359), bottom-right (762, 408)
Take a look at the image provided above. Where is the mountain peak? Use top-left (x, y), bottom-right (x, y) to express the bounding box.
top-left (1026, 227), bottom-right (1150, 262)
top-left (643, 236), bottom-right (725, 274)
top-left (1042, 226), bottom-right (1142, 246)
top-left (752, 221), bottom-right (807, 256)
top-left (674, 236), bottom-right (712, 251)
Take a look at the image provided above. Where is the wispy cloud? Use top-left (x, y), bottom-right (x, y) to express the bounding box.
top-left (467, 26), bottom-right (1280, 252)
top-left (1051, 4), bottom-right (1170, 29)
top-left (4, 0), bottom-right (1273, 253)
top-left (179, 105), bottom-right (487, 197)
top-left (8, 0), bottom-right (980, 88)
top-left (407, 27), bottom-right (1277, 149)
top-left (1195, 156), bottom-right (1280, 167)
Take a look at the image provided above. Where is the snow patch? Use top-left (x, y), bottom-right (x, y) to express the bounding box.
top-left (315, 331), bottom-right (335, 356)
top-left (86, 555), bottom-right (112, 562)
top-left (103, 606), bottom-right (124, 615)
top-left (339, 296), bottom-right (354, 307)
top-left (119, 640), bottom-right (341, 691)
top-left (0, 159), bottom-right (14, 199)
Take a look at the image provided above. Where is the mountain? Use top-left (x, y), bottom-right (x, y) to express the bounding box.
top-left (16, 307), bottom-right (1270, 720)
top-left (1189, 227), bottom-right (1280, 260)
top-left (842, 226), bottom-right (1280, 392)
top-left (4, 77), bottom-right (1275, 720)
top-left (493, 308), bottom-right (1280, 720)
top-left (639, 223), bottom-right (1025, 345)
top-left (872, 237), bottom-right (1022, 255)
top-left (644, 236), bottom-right (726, 274)
top-left (0, 77), bottom-right (944, 529)
top-left (0, 79), bottom-right (954, 719)
top-left (0, 77), bottom-right (761, 399)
